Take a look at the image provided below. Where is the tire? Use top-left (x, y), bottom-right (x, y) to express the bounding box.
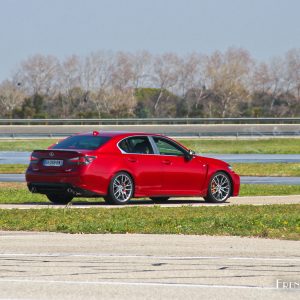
top-left (103, 196), bottom-right (111, 204)
top-left (46, 193), bottom-right (73, 204)
top-left (105, 172), bottom-right (134, 205)
top-left (204, 172), bottom-right (232, 203)
top-left (150, 197), bottom-right (169, 203)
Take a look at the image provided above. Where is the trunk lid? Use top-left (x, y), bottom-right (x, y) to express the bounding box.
top-left (29, 149), bottom-right (94, 173)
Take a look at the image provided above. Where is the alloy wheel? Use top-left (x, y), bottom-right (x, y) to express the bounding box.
top-left (210, 173), bottom-right (231, 202)
top-left (204, 172), bottom-right (232, 203)
top-left (112, 173), bottom-right (133, 203)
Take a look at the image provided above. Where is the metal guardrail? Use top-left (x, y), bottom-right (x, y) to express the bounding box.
top-left (1, 131), bottom-right (300, 139)
top-left (0, 117), bottom-right (300, 125)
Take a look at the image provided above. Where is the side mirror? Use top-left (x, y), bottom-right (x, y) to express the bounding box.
top-left (185, 149), bottom-right (195, 161)
top-left (189, 149), bottom-right (195, 156)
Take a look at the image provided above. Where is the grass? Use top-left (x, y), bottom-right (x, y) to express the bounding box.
top-left (1, 162), bottom-right (300, 177)
top-left (0, 139), bottom-right (55, 151)
top-left (232, 163), bottom-right (300, 177)
top-left (179, 138), bottom-right (300, 154)
top-left (0, 164), bottom-right (28, 174)
top-left (0, 183), bottom-right (299, 239)
top-left (0, 138), bottom-right (300, 153)
top-left (0, 183), bottom-right (300, 205)
top-left (0, 204), bottom-right (299, 239)
top-left (239, 184), bottom-right (300, 196)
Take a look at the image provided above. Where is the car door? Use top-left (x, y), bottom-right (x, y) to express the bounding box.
top-left (151, 136), bottom-right (207, 195)
top-left (118, 136), bottom-right (163, 196)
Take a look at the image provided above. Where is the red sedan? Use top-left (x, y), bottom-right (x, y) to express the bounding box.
top-left (26, 131), bottom-right (240, 205)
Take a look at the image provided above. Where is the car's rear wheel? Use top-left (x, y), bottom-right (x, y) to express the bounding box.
top-left (150, 197), bottom-right (169, 203)
top-left (106, 172), bottom-right (134, 205)
top-left (46, 193), bottom-right (73, 204)
top-left (204, 172), bottom-right (232, 203)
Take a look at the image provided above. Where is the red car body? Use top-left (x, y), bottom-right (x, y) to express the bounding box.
top-left (26, 131), bottom-right (240, 204)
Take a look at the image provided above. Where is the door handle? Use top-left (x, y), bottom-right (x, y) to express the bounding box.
top-left (128, 158), bottom-right (137, 163)
top-left (162, 160), bottom-right (171, 165)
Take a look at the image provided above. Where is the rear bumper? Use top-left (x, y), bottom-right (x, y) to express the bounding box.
top-left (26, 169), bottom-right (81, 185)
top-left (28, 182), bottom-right (73, 194)
top-left (26, 170), bottom-right (105, 196)
top-left (27, 182), bottom-right (101, 197)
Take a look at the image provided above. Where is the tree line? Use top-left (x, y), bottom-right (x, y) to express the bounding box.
top-left (0, 47), bottom-right (299, 119)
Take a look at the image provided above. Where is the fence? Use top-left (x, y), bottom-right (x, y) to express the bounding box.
top-left (0, 117), bottom-right (300, 125)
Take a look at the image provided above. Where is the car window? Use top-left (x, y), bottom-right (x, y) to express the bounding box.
top-left (153, 137), bottom-right (185, 156)
top-left (52, 135), bottom-right (111, 150)
top-left (119, 137), bottom-right (154, 154)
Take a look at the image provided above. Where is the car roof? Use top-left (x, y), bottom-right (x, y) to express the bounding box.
top-left (75, 131), bottom-right (167, 139)
top-left (71, 131), bottom-right (189, 151)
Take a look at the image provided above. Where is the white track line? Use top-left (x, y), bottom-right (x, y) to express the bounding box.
top-left (0, 278), bottom-right (290, 291)
top-left (0, 253), bottom-right (299, 262)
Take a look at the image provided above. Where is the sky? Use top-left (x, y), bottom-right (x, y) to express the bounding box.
top-left (0, 0), bottom-right (300, 81)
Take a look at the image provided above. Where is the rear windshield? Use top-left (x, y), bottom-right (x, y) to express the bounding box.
top-left (52, 135), bottom-right (111, 150)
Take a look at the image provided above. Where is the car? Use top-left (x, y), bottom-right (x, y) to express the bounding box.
top-left (26, 131), bottom-right (240, 205)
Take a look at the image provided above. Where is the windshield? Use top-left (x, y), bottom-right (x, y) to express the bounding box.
top-left (52, 135), bottom-right (111, 150)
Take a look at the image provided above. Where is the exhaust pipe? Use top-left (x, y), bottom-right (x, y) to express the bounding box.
top-left (67, 188), bottom-right (74, 194)
top-left (67, 188), bottom-right (80, 196)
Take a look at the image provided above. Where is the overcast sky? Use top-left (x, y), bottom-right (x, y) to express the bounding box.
top-left (0, 0), bottom-right (300, 81)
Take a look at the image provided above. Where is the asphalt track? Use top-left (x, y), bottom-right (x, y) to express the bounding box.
top-left (0, 195), bottom-right (299, 209)
top-left (1, 152), bottom-right (300, 164)
top-left (1, 173), bottom-right (300, 185)
top-left (1, 124), bottom-right (300, 137)
top-left (0, 232), bottom-right (299, 300)
top-left (240, 176), bottom-right (300, 185)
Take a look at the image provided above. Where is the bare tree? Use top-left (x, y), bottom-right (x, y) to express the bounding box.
top-left (6, 48), bottom-right (300, 119)
top-left (252, 62), bottom-right (273, 94)
top-left (205, 48), bottom-right (253, 117)
top-left (176, 53), bottom-right (209, 116)
top-left (108, 88), bottom-right (136, 117)
top-left (0, 80), bottom-right (25, 117)
top-left (57, 55), bottom-right (83, 116)
top-left (16, 54), bottom-right (60, 96)
top-left (81, 51), bottom-right (116, 116)
top-left (82, 51), bottom-right (115, 92)
top-left (151, 53), bottom-right (180, 112)
top-left (60, 55), bottom-right (82, 93)
top-left (131, 51), bottom-right (153, 88)
top-left (91, 87), bottom-right (136, 118)
top-left (111, 51), bottom-right (134, 90)
top-left (285, 49), bottom-right (300, 102)
top-left (251, 56), bottom-right (295, 116)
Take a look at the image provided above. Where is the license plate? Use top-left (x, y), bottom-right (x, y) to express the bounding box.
top-left (43, 159), bottom-right (63, 167)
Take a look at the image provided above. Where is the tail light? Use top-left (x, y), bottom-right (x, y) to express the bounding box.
top-left (30, 154), bottom-right (39, 164)
top-left (68, 155), bottom-right (97, 165)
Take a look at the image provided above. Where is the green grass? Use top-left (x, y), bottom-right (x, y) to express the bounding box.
top-left (179, 138), bottom-right (300, 154)
top-left (1, 162), bottom-right (300, 177)
top-left (0, 139), bottom-right (56, 151)
top-left (0, 205), bottom-right (299, 239)
top-left (0, 138), bottom-right (300, 153)
top-left (232, 163), bottom-right (300, 177)
top-left (0, 183), bottom-right (299, 239)
top-left (0, 183), bottom-right (101, 204)
top-left (239, 184), bottom-right (300, 196)
top-left (0, 164), bottom-right (28, 174)
top-left (0, 183), bottom-right (300, 205)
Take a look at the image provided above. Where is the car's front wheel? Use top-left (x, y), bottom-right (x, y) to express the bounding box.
top-left (105, 172), bottom-right (134, 205)
top-left (46, 193), bottom-right (73, 204)
top-left (204, 172), bottom-right (232, 203)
